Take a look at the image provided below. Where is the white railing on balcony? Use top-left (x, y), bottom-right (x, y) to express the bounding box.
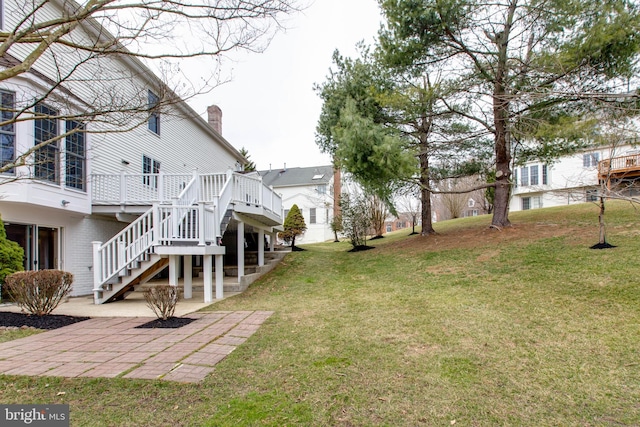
top-left (92, 172), bottom-right (193, 204)
top-left (199, 173), bottom-right (228, 202)
top-left (92, 171), bottom-right (282, 216)
top-left (156, 204), bottom-right (218, 246)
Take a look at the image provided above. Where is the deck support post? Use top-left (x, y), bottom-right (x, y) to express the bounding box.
top-left (237, 220), bottom-right (245, 283)
top-left (204, 255), bottom-right (213, 303)
top-left (258, 229), bottom-right (265, 267)
top-left (169, 255), bottom-right (179, 287)
top-left (183, 255), bottom-right (192, 299)
top-left (215, 254), bottom-right (224, 299)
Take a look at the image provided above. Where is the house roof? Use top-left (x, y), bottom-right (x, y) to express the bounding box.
top-left (259, 165), bottom-right (334, 188)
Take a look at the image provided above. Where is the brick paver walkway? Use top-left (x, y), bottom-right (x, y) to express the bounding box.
top-left (0, 311), bottom-right (273, 383)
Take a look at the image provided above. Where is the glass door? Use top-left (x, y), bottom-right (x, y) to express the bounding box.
top-left (5, 223), bottom-right (59, 270)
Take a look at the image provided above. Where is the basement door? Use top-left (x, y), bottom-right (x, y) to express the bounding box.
top-left (5, 223), bottom-right (60, 271)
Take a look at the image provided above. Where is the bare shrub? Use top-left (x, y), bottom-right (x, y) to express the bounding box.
top-left (5, 270), bottom-right (73, 315)
top-left (143, 285), bottom-right (180, 320)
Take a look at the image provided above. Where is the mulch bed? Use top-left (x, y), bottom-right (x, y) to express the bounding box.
top-left (135, 317), bottom-right (196, 329)
top-left (0, 311), bottom-right (90, 330)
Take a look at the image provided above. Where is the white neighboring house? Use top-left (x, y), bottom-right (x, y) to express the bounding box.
top-left (0, 0), bottom-right (283, 304)
top-left (510, 144), bottom-right (640, 211)
top-left (259, 165), bottom-right (339, 244)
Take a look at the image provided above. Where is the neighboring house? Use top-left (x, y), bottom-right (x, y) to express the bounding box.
top-left (510, 144), bottom-right (640, 212)
top-left (432, 182), bottom-right (490, 222)
top-left (0, 0), bottom-right (282, 304)
top-left (385, 212), bottom-right (420, 233)
top-left (259, 165), bottom-right (339, 244)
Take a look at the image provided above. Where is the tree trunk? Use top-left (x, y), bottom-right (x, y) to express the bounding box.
top-left (598, 196), bottom-right (606, 244)
top-left (419, 122), bottom-right (435, 235)
top-left (491, 82), bottom-right (512, 228)
top-left (420, 175), bottom-right (435, 235)
top-left (490, 4), bottom-right (515, 229)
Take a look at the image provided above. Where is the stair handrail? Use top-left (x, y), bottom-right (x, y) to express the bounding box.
top-left (94, 205), bottom-right (156, 288)
top-left (174, 170), bottom-right (199, 206)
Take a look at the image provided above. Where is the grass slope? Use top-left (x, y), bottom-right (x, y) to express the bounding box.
top-left (1, 201), bottom-right (639, 426)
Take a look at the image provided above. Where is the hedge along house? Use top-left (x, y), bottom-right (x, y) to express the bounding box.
top-left (0, 0), bottom-right (283, 304)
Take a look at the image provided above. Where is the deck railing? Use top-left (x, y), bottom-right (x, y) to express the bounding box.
top-left (598, 154), bottom-right (640, 176)
top-left (91, 171), bottom-right (282, 216)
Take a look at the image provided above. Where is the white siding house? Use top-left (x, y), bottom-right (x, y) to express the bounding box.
top-left (510, 144), bottom-right (640, 212)
top-left (260, 165), bottom-right (339, 244)
top-left (0, 0), bottom-right (283, 304)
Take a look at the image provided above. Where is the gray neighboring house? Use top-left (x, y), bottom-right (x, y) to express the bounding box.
top-left (260, 165), bottom-right (340, 244)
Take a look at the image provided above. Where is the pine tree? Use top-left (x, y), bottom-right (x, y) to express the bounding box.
top-left (279, 204), bottom-right (307, 249)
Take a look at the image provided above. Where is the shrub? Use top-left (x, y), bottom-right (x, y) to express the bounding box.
top-left (143, 285), bottom-right (180, 320)
top-left (0, 215), bottom-right (24, 299)
top-left (340, 193), bottom-right (371, 249)
top-left (4, 270), bottom-right (73, 315)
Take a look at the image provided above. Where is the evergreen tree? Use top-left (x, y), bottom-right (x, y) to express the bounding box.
top-left (239, 147), bottom-right (257, 172)
top-left (378, 0), bottom-right (640, 227)
top-left (279, 204), bottom-right (307, 248)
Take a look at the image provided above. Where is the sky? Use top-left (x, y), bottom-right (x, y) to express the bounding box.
top-left (187, 0), bottom-right (383, 172)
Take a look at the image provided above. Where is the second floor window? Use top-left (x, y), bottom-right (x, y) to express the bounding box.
top-left (34, 104), bottom-right (59, 183)
top-left (65, 120), bottom-right (86, 190)
top-left (583, 153), bottom-right (599, 167)
top-left (143, 155), bottom-right (160, 188)
top-left (148, 90), bottom-right (160, 135)
top-left (310, 208), bottom-right (317, 224)
top-left (0, 90), bottom-right (15, 174)
top-left (520, 166), bottom-right (529, 186)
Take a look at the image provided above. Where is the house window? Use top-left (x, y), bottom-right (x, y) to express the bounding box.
top-left (523, 196), bottom-right (542, 210)
top-left (65, 120), bottom-right (86, 190)
top-left (530, 165), bottom-right (539, 185)
top-left (34, 104), bottom-right (59, 184)
top-left (310, 208), bottom-right (316, 224)
top-left (148, 90), bottom-right (160, 135)
top-left (520, 166), bottom-right (529, 186)
top-left (0, 90), bottom-right (15, 174)
top-left (316, 184), bottom-right (327, 194)
top-left (542, 164), bottom-right (548, 185)
top-left (468, 198), bottom-right (475, 208)
top-left (532, 196), bottom-right (542, 209)
top-left (586, 189), bottom-right (599, 202)
top-left (283, 209), bottom-right (289, 219)
top-left (386, 224), bottom-right (392, 233)
top-left (466, 209), bottom-right (479, 217)
top-left (583, 153), bottom-right (599, 167)
top-left (142, 155), bottom-right (160, 188)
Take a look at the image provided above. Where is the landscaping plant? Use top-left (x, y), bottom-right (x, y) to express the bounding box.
top-left (4, 270), bottom-right (73, 315)
top-left (0, 215), bottom-right (24, 300)
top-left (143, 285), bottom-right (180, 320)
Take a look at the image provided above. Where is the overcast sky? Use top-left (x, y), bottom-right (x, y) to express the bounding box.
top-left (187, 0), bottom-right (382, 171)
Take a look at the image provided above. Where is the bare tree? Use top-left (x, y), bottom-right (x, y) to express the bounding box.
top-left (591, 119), bottom-right (640, 248)
top-left (435, 175), bottom-right (487, 220)
top-left (0, 0), bottom-right (300, 178)
top-left (396, 189), bottom-right (421, 235)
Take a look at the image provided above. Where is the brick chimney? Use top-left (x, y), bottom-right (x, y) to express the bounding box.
top-left (207, 105), bottom-right (222, 135)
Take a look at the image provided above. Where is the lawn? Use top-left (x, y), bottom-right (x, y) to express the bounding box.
top-left (1, 201), bottom-right (639, 426)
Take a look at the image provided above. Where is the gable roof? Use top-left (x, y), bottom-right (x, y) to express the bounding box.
top-left (259, 165), bottom-right (334, 188)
